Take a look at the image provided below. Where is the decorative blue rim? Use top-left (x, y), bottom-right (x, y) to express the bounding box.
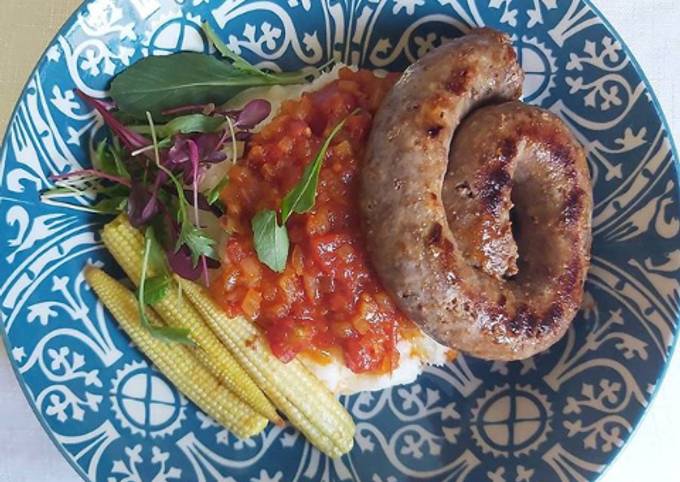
top-left (577, 1), bottom-right (680, 478)
top-left (1, 1), bottom-right (679, 481)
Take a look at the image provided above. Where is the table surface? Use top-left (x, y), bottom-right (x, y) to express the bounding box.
top-left (1, 1), bottom-right (679, 481)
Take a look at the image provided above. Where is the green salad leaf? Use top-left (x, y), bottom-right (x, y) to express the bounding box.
top-left (252, 110), bottom-right (358, 271)
top-left (139, 275), bottom-right (172, 305)
top-left (139, 227), bottom-right (193, 344)
top-left (281, 110), bottom-right (358, 223)
top-left (202, 23), bottom-right (310, 85)
top-left (251, 210), bottom-right (289, 273)
top-left (129, 114), bottom-right (225, 137)
top-left (111, 51), bottom-right (309, 119)
top-left (182, 224), bottom-right (217, 266)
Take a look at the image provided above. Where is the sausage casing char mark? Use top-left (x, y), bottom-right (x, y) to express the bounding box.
top-left (360, 28), bottom-right (593, 360)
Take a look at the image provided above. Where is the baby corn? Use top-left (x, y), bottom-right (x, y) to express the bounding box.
top-left (179, 277), bottom-right (356, 458)
top-left (101, 214), bottom-right (279, 423)
top-left (84, 266), bottom-right (266, 438)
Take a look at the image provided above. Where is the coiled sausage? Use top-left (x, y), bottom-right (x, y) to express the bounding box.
top-left (360, 28), bottom-right (592, 360)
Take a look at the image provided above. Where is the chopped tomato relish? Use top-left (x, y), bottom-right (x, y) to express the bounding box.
top-left (212, 68), bottom-right (418, 374)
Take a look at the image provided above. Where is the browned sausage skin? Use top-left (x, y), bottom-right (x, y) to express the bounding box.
top-left (360, 29), bottom-right (592, 360)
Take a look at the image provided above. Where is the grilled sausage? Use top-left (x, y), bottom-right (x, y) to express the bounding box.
top-left (360, 29), bottom-right (592, 360)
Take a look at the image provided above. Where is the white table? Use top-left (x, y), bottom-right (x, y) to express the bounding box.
top-left (1, 2), bottom-right (679, 481)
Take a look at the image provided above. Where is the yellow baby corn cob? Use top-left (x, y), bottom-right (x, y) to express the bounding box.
top-left (179, 277), bottom-right (356, 458)
top-left (101, 214), bottom-right (279, 423)
top-left (84, 266), bottom-right (266, 438)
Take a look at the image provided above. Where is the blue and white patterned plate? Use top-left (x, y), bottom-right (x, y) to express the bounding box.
top-left (1, 1), bottom-right (679, 481)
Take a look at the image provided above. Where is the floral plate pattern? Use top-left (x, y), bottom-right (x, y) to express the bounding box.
top-left (1, 1), bottom-right (679, 481)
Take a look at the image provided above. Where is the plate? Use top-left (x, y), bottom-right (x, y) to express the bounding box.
top-left (1, 1), bottom-right (679, 481)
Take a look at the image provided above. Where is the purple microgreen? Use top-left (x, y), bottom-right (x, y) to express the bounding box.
top-left (167, 133), bottom-right (222, 175)
top-left (166, 243), bottom-right (202, 281)
top-left (235, 99), bottom-right (271, 129)
top-left (78, 90), bottom-right (150, 152)
top-left (146, 112), bottom-right (191, 229)
top-left (128, 182), bottom-right (158, 227)
top-left (147, 112), bottom-right (217, 269)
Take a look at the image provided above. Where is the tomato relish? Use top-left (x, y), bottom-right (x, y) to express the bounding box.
top-left (212, 68), bottom-right (418, 374)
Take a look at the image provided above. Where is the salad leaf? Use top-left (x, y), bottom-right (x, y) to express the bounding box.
top-left (233, 99), bottom-right (271, 129)
top-left (281, 110), bottom-right (358, 223)
top-left (252, 210), bottom-right (289, 273)
top-left (145, 224), bottom-right (170, 275)
top-left (91, 195), bottom-right (127, 214)
top-left (139, 275), bottom-right (171, 304)
top-left (139, 226), bottom-right (193, 344)
top-left (111, 53), bottom-right (306, 119)
top-left (202, 23), bottom-right (309, 85)
top-left (79, 91), bottom-right (151, 150)
top-left (202, 22), bottom-right (265, 77)
top-left (129, 114), bottom-right (225, 137)
top-left (96, 140), bottom-right (125, 178)
top-left (181, 224), bottom-right (217, 266)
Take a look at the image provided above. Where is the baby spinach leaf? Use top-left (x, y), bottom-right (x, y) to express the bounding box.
top-left (252, 210), bottom-right (289, 273)
top-left (111, 52), bottom-right (307, 119)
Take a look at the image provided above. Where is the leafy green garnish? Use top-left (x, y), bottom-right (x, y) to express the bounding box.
top-left (146, 112), bottom-right (216, 268)
top-left (145, 222), bottom-right (170, 275)
top-left (96, 138), bottom-right (130, 179)
top-left (252, 111), bottom-right (357, 271)
top-left (202, 22), bottom-right (265, 77)
top-left (139, 227), bottom-right (193, 344)
top-left (91, 195), bottom-right (128, 214)
top-left (111, 52), bottom-right (308, 119)
top-left (251, 210), bottom-right (289, 273)
top-left (202, 22), bottom-right (310, 84)
top-left (281, 110), bottom-right (358, 223)
top-left (182, 224), bottom-right (217, 266)
top-left (129, 114), bottom-right (225, 137)
top-left (140, 275), bottom-right (172, 304)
